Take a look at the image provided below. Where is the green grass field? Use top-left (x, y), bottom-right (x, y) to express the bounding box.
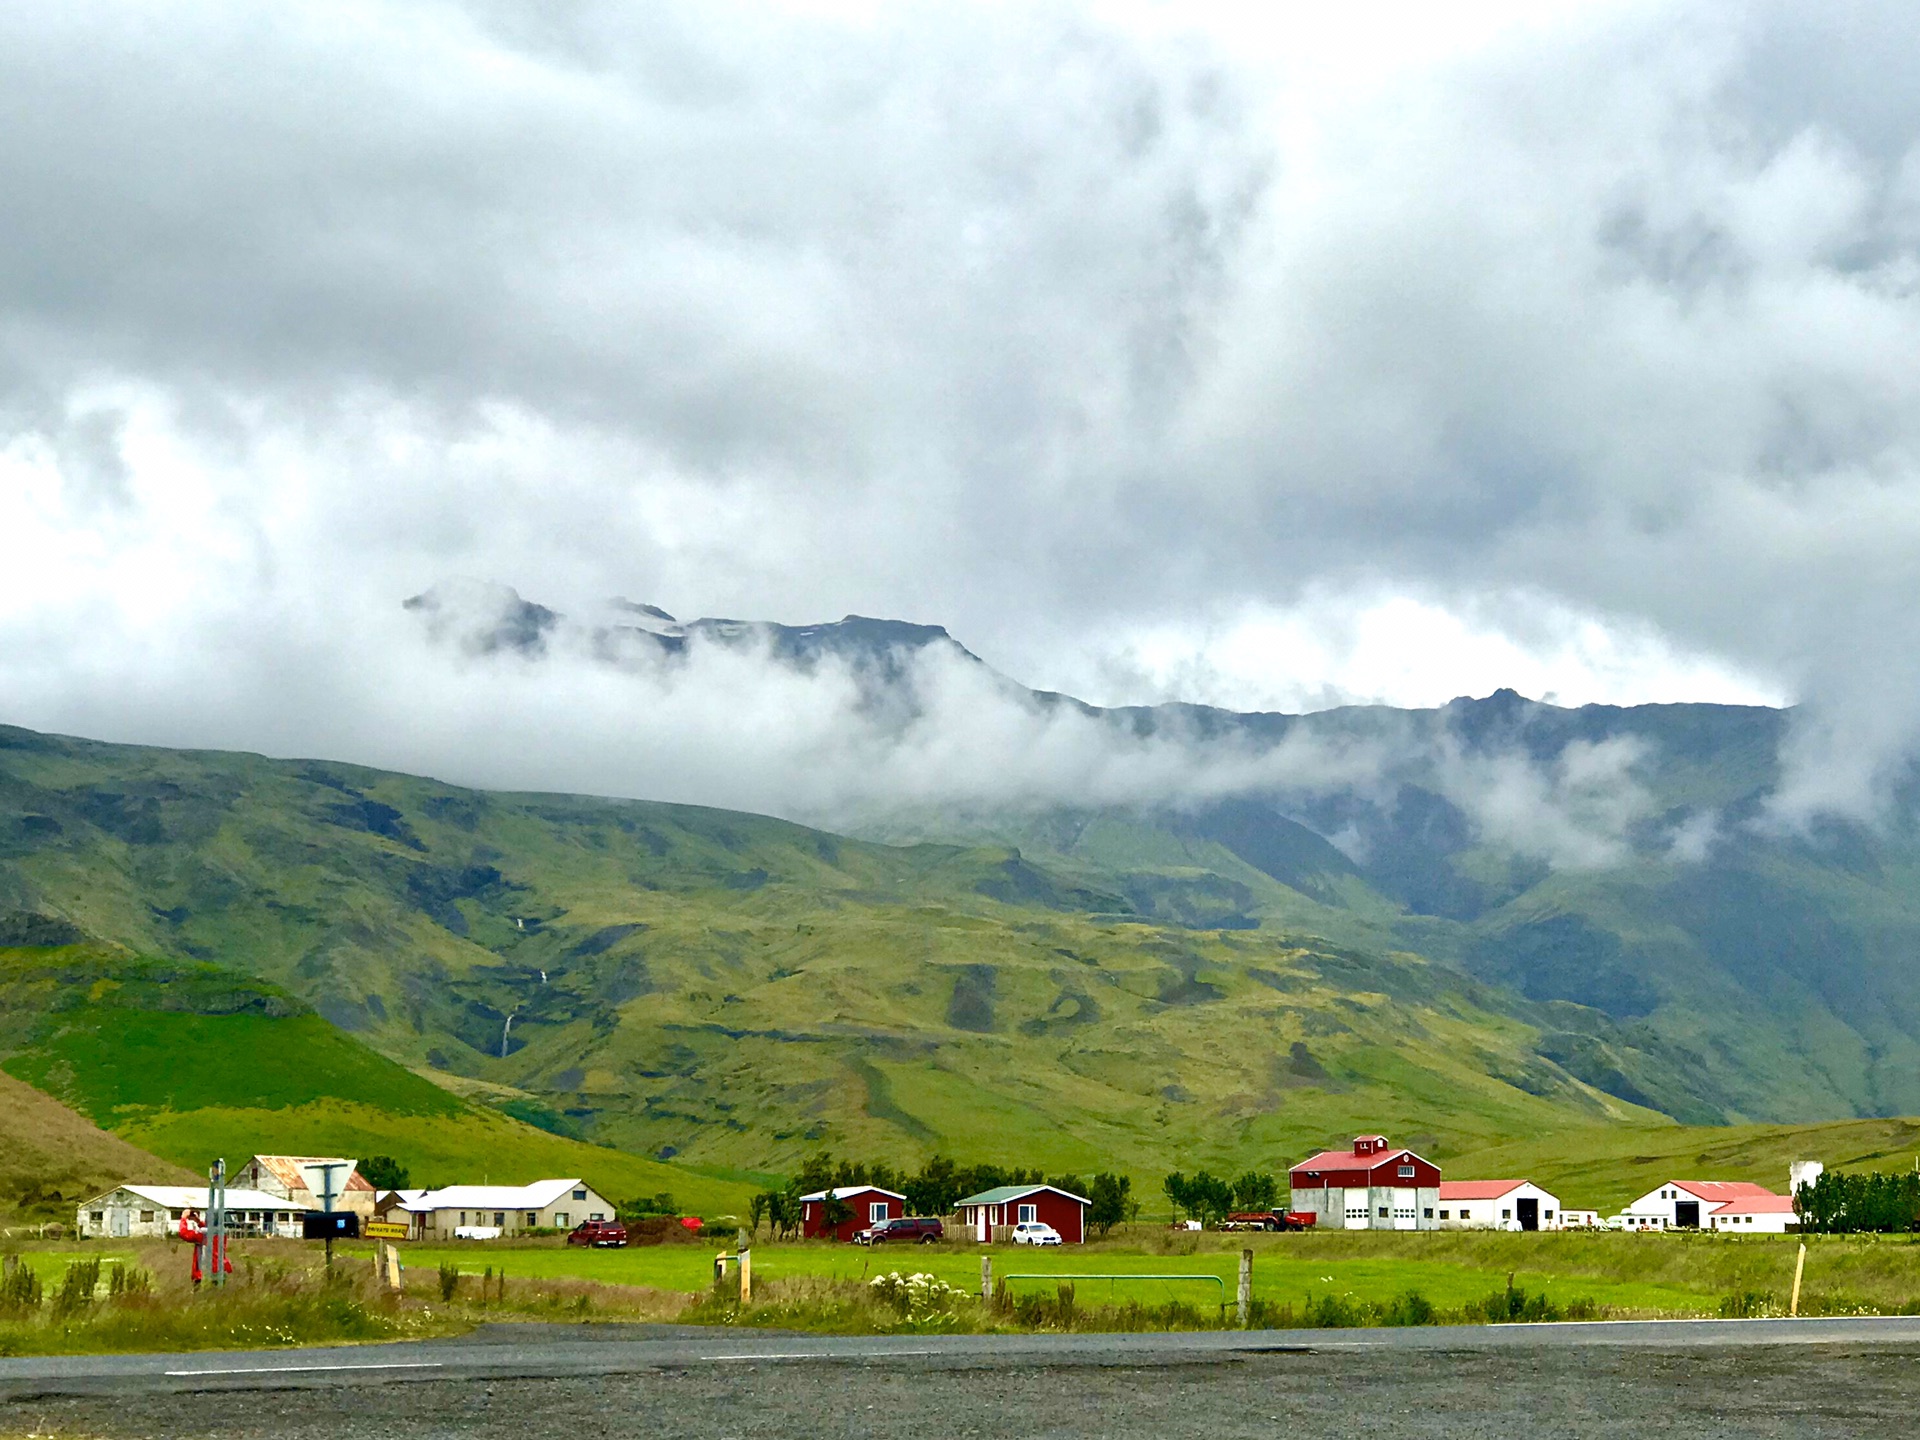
top-left (387, 1228), bottom-right (1920, 1319)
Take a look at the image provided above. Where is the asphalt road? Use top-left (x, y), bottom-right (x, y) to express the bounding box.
top-left (7, 1319), bottom-right (1920, 1438)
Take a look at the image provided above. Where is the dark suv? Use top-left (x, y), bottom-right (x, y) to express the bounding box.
top-left (566, 1218), bottom-right (629, 1248)
top-left (853, 1216), bottom-right (944, 1246)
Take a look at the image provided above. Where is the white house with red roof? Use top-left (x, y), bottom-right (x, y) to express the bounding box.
top-left (1437, 1179), bottom-right (1562, 1231)
top-left (1618, 1179), bottom-right (1780, 1231)
top-left (1706, 1193), bottom-right (1799, 1234)
top-left (1288, 1135), bottom-right (1441, 1230)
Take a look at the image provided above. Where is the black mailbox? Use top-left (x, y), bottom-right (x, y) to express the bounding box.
top-left (303, 1211), bottom-right (360, 1240)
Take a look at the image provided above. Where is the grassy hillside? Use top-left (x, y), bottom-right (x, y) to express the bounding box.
top-left (0, 722), bottom-right (1707, 1176)
top-left (4, 717), bottom-right (1918, 1188)
top-left (0, 1071), bottom-right (197, 1222)
top-left (0, 943), bottom-right (748, 1216)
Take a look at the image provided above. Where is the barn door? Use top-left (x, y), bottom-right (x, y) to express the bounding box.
top-left (1674, 1200), bottom-right (1700, 1229)
top-left (1517, 1197), bottom-right (1538, 1232)
top-left (110, 1208), bottom-right (130, 1237)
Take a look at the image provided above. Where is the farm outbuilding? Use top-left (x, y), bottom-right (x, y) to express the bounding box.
top-left (1707, 1194), bottom-right (1799, 1233)
top-left (234, 1155), bottom-right (378, 1219)
top-left (1437, 1180), bottom-right (1562, 1231)
top-left (1288, 1135), bottom-right (1441, 1230)
top-left (76, 1184), bottom-right (304, 1239)
top-left (1619, 1180), bottom-right (1778, 1231)
top-left (799, 1186), bottom-right (904, 1242)
top-left (375, 1179), bottom-right (614, 1239)
top-left (955, 1184), bottom-right (1089, 1243)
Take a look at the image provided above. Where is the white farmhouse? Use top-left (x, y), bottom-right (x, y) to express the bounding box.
top-left (374, 1179), bottom-right (614, 1239)
top-left (76, 1184), bottom-right (305, 1239)
top-left (1618, 1180), bottom-right (1779, 1231)
top-left (1436, 1180), bottom-right (1562, 1231)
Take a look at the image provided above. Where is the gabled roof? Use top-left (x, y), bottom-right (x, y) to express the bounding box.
top-left (1439, 1180), bottom-right (1539, 1201)
top-left (799, 1186), bottom-right (905, 1202)
top-left (81, 1184), bottom-right (304, 1211)
top-left (955, 1184), bottom-right (1090, 1207)
top-left (1709, 1194), bottom-right (1796, 1216)
top-left (1290, 1146), bottom-right (1424, 1174)
top-left (245, 1156), bottom-right (374, 1194)
top-left (407, 1179), bottom-right (588, 1211)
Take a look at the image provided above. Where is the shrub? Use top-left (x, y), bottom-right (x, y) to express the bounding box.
top-left (52, 1260), bottom-right (102, 1320)
top-left (1720, 1290), bottom-right (1779, 1319)
top-left (438, 1262), bottom-right (460, 1302)
top-left (0, 1258), bottom-right (42, 1316)
top-left (108, 1266), bottom-right (154, 1302)
top-left (870, 1271), bottom-right (961, 1323)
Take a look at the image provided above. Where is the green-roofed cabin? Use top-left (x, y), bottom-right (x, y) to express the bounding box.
top-left (954, 1183), bottom-right (1088, 1243)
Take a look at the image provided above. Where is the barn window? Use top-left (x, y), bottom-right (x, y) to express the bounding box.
top-left (1018, 1204), bottom-right (1038, 1224)
top-left (870, 1202), bottom-right (889, 1224)
top-left (1440, 1210), bottom-right (1450, 1220)
top-left (140, 1210), bottom-right (155, 1222)
top-left (1502, 1209), bottom-right (1511, 1220)
top-left (1545, 1211), bottom-right (1554, 1221)
top-left (1459, 1208), bottom-right (1471, 1220)
top-left (573, 1188), bottom-right (587, 1200)
top-left (1398, 1165), bottom-right (1415, 1178)
top-left (90, 1211), bottom-right (104, 1227)
top-left (1423, 1208), bottom-right (1433, 1219)
top-left (1377, 1206), bottom-right (1388, 1217)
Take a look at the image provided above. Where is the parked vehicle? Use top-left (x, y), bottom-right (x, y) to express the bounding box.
top-left (1011, 1220), bottom-right (1063, 1246)
top-left (853, 1216), bottom-right (944, 1246)
top-left (566, 1218), bottom-right (629, 1247)
top-left (1220, 1211), bottom-right (1317, 1232)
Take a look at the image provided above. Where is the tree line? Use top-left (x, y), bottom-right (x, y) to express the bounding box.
top-left (1161, 1170), bottom-right (1281, 1224)
top-left (1795, 1169), bottom-right (1920, 1233)
top-left (744, 1153), bottom-right (1137, 1239)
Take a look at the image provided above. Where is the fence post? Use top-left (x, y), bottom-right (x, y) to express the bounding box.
top-left (1790, 1242), bottom-right (1806, 1317)
top-left (739, 1246), bottom-right (752, 1305)
top-left (981, 1255), bottom-right (992, 1301)
top-left (1237, 1249), bottom-right (1252, 1327)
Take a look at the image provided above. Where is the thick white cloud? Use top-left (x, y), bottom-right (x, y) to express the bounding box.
top-left (2, 0), bottom-right (1918, 829)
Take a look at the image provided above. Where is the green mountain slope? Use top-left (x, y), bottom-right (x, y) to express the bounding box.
top-left (0, 724), bottom-right (1700, 1175)
top-left (0, 941), bottom-right (748, 1213)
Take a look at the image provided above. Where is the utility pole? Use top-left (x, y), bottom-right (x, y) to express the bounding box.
top-left (313, 1161), bottom-right (347, 1270)
top-left (204, 1159), bottom-right (229, 1289)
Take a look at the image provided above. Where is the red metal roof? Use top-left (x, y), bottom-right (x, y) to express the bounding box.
top-left (1708, 1194), bottom-right (1795, 1215)
top-left (1439, 1180), bottom-right (1532, 1201)
top-left (1671, 1181), bottom-right (1777, 1203)
top-left (1290, 1146), bottom-right (1420, 1174)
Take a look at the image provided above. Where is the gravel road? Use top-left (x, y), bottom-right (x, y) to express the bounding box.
top-left (7, 1321), bottom-right (1919, 1438)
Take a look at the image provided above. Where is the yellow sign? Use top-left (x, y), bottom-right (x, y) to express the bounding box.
top-left (364, 1221), bottom-right (411, 1241)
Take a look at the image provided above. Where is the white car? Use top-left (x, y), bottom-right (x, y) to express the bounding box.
top-left (1010, 1221), bottom-right (1063, 1246)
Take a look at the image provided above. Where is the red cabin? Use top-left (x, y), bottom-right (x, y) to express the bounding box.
top-left (799, 1186), bottom-right (904, 1242)
top-left (955, 1184), bottom-right (1089, 1243)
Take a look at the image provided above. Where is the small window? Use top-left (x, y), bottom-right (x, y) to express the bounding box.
top-left (1423, 1208), bottom-right (1433, 1219)
top-left (1377, 1206), bottom-right (1388, 1218)
top-left (1018, 1203), bottom-right (1037, 1224)
top-left (90, 1211), bottom-right (104, 1227)
top-left (1502, 1209), bottom-right (1512, 1220)
top-left (494, 1212), bottom-right (506, 1226)
top-left (140, 1210), bottom-right (155, 1222)
top-left (556, 1213), bottom-right (569, 1227)
top-left (1545, 1210), bottom-right (1554, 1220)
top-left (459, 1212), bottom-right (468, 1225)
top-left (1439, 1209), bottom-right (1450, 1220)
top-left (1398, 1165), bottom-right (1415, 1178)
top-left (573, 1188), bottom-right (587, 1201)
top-left (526, 1213), bottom-right (538, 1226)
top-left (591, 1212), bottom-right (604, 1222)
top-left (1459, 1209), bottom-right (1471, 1220)
top-left (870, 1202), bottom-right (889, 1223)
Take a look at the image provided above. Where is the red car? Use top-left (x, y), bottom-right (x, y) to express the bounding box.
top-left (566, 1219), bottom-right (629, 1247)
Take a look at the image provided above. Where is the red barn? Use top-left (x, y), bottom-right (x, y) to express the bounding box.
top-left (1288, 1134), bottom-right (1442, 1231)
top-left (955, 1184), bottom-right (1089, 1243)
top-left (799, 1186), bottom-right (904, 1242)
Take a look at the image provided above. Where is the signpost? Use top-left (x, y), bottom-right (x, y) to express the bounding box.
top-left (305, 1160), bottom-right (350, 1268)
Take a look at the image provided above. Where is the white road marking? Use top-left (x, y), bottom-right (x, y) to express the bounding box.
top-left (164, 1362), bottom-right (443, 1376)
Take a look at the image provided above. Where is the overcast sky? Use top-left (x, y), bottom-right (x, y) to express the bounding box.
top-left (4, 0), bottom-right (1919, 824)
